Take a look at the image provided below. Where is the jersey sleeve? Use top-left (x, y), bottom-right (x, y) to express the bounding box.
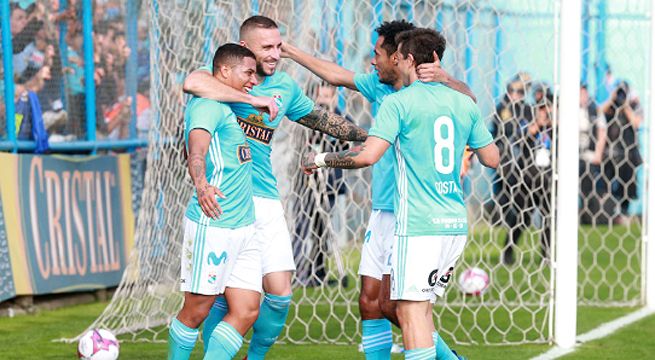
top-left (353, 72), bottom-right (380, 103)
top-left (467, 103), bottom-right (494, 149)
top-left (368, 96), bottom-right (401, 145)
top-left (187, 99), bottom-right (228, 134)
top-left (285, 78), bottom-right (316, 121)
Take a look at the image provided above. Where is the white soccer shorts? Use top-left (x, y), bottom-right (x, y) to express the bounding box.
top-left (251, 196), bottom-right (296, 275)
top-left (358, 210), bottom-right (396, 280)
top-left (390, 234), bottom-right (467, 302)
top-left (180, 218), bottom-right (261, 295)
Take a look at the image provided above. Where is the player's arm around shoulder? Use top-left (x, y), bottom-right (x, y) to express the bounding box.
top-left (295, 105), bottom-right (368, 142)
top-left (416, 51), bottom-right (476, 103)
top-left (183, 67), bottom-right (279, 120)
top-left (301, 136), bottom-right (390, 174)
top-left (282, 41), bottom-right (357, 90)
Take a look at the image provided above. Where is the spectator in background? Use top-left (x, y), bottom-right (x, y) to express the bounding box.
top-left (136, 20), bottom-right (150, 86)
top-left (531, 81), bottom-right (551, 106)
top-left (502, 89), bottom-right (555, 265)
top-left (489, 73), bottom-right (533, 261)
top-left (579, 83), bottom-right (608, 225)
top-left (11, 1), bottom-right (51, 96)
top-left (64, 29), bottom-right (86, 138)
top-left (11, 1), bottom-right (41, 61)
top-left (292, 81), bottom-right (348, 287)
top-left (600, 81), bottom-right (643, 223)
top-left (136, 80), bottom-right (152, 140)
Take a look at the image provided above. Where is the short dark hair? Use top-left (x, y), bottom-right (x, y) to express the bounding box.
top-left (395, 28), bottom-right (446, 66)
top-left (375, 20), bottom-right (415, 55)
top-left (537, 88), bottom-right (554, 109)
top-left (240, 16), bottom-right (278, 39)
top-left (212, 43), bottom-right (256, 74)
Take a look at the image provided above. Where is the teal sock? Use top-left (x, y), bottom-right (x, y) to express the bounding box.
top-left (203, 297), bottom-right (228, 353)
top-left (204, 321), bottom-right (243, 360)
top-left (168, 318), bottom-right (198, 360)
top-left (405, 346), bottom-right (436, 360)
top-left (362, 319), bottom-right (393, 360)
top-left (432, 331), bottom-right (458, 360)
top-left (247, 293), bottom-right (292, 360)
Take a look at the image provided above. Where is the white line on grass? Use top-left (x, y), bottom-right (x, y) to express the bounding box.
top-left (531, 307), bottom-right (655, 360)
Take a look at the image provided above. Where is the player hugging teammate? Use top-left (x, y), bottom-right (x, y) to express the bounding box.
top-left (171, 15), bottom-right (499, 360)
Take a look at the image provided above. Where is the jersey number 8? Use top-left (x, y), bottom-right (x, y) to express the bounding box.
top-left (433, 116), bottom-right (455, 174)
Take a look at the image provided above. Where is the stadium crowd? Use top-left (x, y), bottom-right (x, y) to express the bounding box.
top-left (3, 0), bottom-right (150, 146)
top-left (489, 71), bottom-right (643, 265)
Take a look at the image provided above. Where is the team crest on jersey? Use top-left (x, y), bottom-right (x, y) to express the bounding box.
top-left (237, 144), bottom-right (252, 163)
top-left (273, 94), bottom-right (283, 107)
top-left (237, 114), bottom-right (275, 145)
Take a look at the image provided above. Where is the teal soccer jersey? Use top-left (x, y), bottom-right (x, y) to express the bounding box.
top-left (198, 66), bottom-right (315, 199)
top-left (184, 97), bottom-right (256, 228)
top-left (369, 81), bottom-right (493, 236)
top-left (354, 71), bottom-right (396, 212)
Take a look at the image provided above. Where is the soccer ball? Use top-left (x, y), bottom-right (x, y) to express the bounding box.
top-left (458, 267), bottom-right (490, 296)
top-left (77, 329), bottom-right (120, 360)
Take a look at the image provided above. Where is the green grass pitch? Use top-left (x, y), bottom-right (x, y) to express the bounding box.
top-left (0, 224), bottom-right (652, 358)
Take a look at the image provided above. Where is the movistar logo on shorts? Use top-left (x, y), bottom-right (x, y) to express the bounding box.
top-left (237, 114), bottom-right (274, 144)
top-left (237, 144), bottom-right (252, 163)
top-left (208, 251), bottom-right (228, 266)
top-left (364, 231), bottom-right (372, 243)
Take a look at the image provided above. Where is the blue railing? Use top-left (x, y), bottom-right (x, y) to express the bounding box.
top-left (1, 0), bottom-right (16, 151)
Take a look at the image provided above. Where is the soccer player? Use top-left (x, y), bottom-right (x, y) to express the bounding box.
top-left (283, 20), bottom-right (475, 360)
top-left (182, 16), bottom-right (368, 359)
top-left (301, 29), bottom-right (499, 360)
top-left (169, 44), bottom-right (263, 360)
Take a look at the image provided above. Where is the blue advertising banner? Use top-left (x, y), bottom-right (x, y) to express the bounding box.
top-left (0, 153), bottom-right (134, 298)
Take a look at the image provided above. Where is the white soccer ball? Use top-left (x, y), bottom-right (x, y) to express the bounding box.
top-left (458, 267), bottom-right (490, 296)
top-left (78, 329), bottom-right (120, 360)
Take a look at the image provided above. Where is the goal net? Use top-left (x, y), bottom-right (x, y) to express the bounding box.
top-left (81, 0), bottom-right (650, 346)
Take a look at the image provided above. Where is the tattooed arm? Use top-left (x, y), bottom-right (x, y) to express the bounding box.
top-left (296, 106), bottom-right (368, 142)
top-left (301, 136), bottom-right (390, 174)
top-left (188, 129), bottom-right (225, 219)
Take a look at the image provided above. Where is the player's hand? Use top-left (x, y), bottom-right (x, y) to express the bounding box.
top-left (301, 152), bottom-right (319, 175)
top-left (250, 96), bottom-right (279, 122)
top-left (280, 42), bottom-right (293, 58)
top-left (417, 51), bottom-right (448, 83)
top-left (196, 183), bottom-right (226, 219)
